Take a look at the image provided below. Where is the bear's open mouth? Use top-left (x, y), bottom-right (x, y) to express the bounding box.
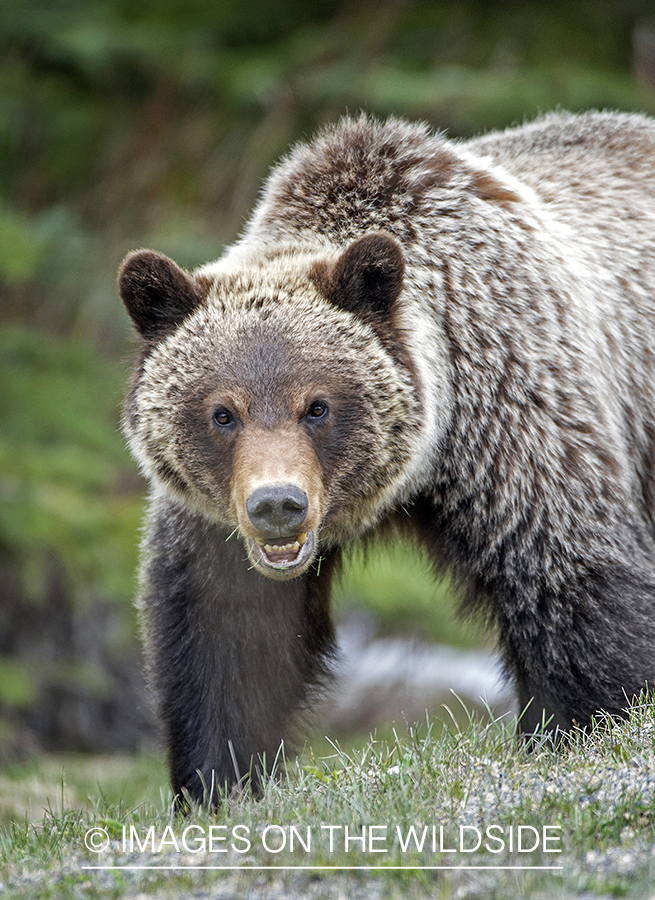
top-left (245, 531), bottom-right (316, 579)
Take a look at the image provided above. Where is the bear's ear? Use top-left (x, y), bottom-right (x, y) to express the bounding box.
top-left (312, 232), bottom-right (405, 326)
top-left (118, 249), bottom-right (203, 341)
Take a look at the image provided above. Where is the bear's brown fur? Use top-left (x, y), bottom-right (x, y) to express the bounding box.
top-left (120, 110), bottom-right (655, 803)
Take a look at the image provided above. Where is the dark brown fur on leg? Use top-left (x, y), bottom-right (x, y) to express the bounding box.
top-left (140, 496), bottom-right (336, 804)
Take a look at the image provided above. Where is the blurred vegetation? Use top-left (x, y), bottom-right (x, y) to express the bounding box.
top-left (1, 0), bottom-right (654, 756)
top-left (2, 0), bottom-right (654, 344)
top-left (0, 328), bottom-right (140, 598)
top-left (0, 751), bottom-right (167, 827)
top-left (0, 326), bottom-right (152, 756)
top-left (336, 542), bottom-right (481, 649)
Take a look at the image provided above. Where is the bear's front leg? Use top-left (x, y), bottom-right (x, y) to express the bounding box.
top-left (139, 495), bottom-right (336, 804)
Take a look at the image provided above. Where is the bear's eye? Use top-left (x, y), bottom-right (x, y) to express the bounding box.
top-left (306, 400), bottom-right (329, 420)
top-left (212, 407), bottom-right (234, 428)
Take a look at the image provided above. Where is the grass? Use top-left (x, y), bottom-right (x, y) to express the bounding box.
top-left (0, 753), bottom-right (167, 830)
top-left (1, 698), bottom-right (655, 898)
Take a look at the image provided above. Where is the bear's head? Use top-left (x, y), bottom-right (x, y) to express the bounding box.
top-left (119, 233), bottom-right (429, 580)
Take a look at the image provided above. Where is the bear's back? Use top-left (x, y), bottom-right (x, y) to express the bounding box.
top-left (466, 110), bottom-right (655, 239)
top-left (237, 111), bottom-right (655, 278)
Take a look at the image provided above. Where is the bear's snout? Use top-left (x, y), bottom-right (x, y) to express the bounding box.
top-left (246, 483), bottom-right (308, 537)
top-left (243, 481), bottom-right (315, 578)
top-left (230, 426), bottom-right (325, 580)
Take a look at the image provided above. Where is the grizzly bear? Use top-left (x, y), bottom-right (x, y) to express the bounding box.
top-left (119, 110), bottom-right (655, 803)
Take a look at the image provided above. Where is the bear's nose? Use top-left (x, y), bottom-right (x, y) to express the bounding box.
top-left (246, 483), bottom-right (308, 536)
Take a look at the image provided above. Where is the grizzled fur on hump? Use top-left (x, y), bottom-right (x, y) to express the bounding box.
top-left (120, 110), bottom-right (655, 804)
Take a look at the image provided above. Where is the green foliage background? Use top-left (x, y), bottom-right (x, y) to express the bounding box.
top-left (1, 0), bottom-right (655, 755)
